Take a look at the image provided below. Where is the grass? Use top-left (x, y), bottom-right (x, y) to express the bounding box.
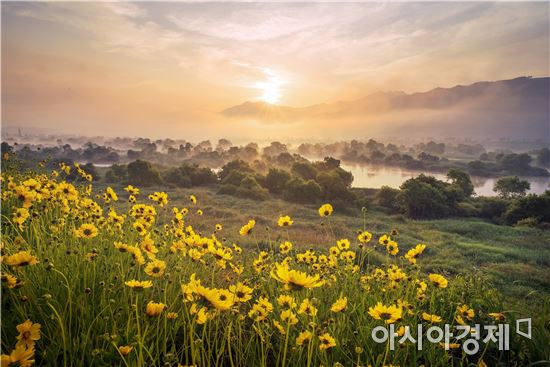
top-left (1, 164), bottom-right (550, 366)
top-left (148, 184), bottom-right (550, 302)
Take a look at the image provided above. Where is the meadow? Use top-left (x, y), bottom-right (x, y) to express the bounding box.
top-left (1, 160), bottom-right (549, 366)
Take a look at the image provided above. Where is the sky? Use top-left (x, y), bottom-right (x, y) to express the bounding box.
top-left (2, 2), bottom-right (549, 141)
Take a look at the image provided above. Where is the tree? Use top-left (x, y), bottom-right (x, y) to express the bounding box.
top-left (376, 186), bottom-right (400, 212)
top-left (493, 176), bottom-right (530, 199)
top-left (447, 168), bottom-right (474, 198)
top-left (264, 168), bottom-right (291, 194)
top-left (218, 160), bottom-right (254, 181)
top-left (497, 153), bottom-right (532, 174)
top-left (127, 160), bottom-right (162, 186)
top-left (291, 162), bottom-right (318, 180)
top-left (504, 192), bottom-right (550, 225)
top-left (396, 174), bottom-right (461, 219)
top-left (397, 180), bottom-right (450, 219)
top-left (283, 177), bottom-right (322, 204)
top-left (537, 148), bottom-right (550, 167)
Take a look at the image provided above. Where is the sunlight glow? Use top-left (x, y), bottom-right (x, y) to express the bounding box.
top-left (257, 68), bottom-right (284, 104)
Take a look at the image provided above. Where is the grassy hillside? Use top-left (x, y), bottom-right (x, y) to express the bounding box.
top-left (2, 165), bottom-right (549, 366)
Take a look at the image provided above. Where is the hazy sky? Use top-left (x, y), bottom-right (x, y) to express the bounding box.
top-left (2, 2), bottom-right (549, 141)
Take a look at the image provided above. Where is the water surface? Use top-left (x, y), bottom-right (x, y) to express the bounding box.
top-left (343, 164), bottom-right (549, 196)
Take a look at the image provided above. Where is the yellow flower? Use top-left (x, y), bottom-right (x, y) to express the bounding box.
top-left (357, 231), bottom-right (372, 244)
top-left (280, 310), bottom-right (298, 325)
top-left (279, 241), bottom-right (293, 254)
top-left (124, 185), bottom-right (140, 195)
top-left (184, 276), bottom-right (235, 311)
top-left (488, 312), bottom-right (506, 321)
top-left (368, 302), bottom-right (402, 324)
top-left (239, 220), bottom-right (256, 236)
top-left (2, 274), bottom-right (19, 289)
top-left (167, 312), bottom-right (178, 319)
top-left (277, 215), bottom-right (293, 227)
top-left (330, 297), bottom-right (348, 313)
top-left (140, 236), bottom-right (158, 255)
top-left (318, 333), bottom-right (336, 350)
top-left (229, 282), bottom-right (253, 303)
top-left (195, 306), bottom-right (209, 324)
top-left (379, 234), bottom-right (391, 246)
top-left (422, 312), bottom-right (442, 323)
top-left (405, 244), bottom-right (426, 264)
top-left (248, 297), bottom-right (273, 322)
top-left (1, 344), bottom-right (35, 367)
top-left (75, 223), bottom-right (98, 239)
top-left (125, 280), bottom-right (153, 290)
top-left (14, 186), bottom-right (37, 208)
top-left (16, 320), bottom-right (41, 348)
top-left (336, 238), bottom-right (350, 250)
top-left (215, 224), bottom-right (222, 231)
top-left (273, 320), bottom-right (286, 334)
top-left (105, 187), bottom-right (118, 202)
top-left (270, 263), bottom-right (324, 291)
top-left (196, 209), bottom-right (203, 216)
top-left (189, 194), bottom-right (197, 204)
top-left (298, 298), bottom-right (318, 317)
top-left (318, 203), bottom-right (333, 217)
top-left (277, 295), bottom-right (297, 309)
top-left (146, 301), bottom-right (165, 317)
top-left (149, 192), bottom-right (168, 206)
top-left (118, 345), bottom-right (133, 356)
top-left (455, 315), bottom-right (467, 326)
top-left (296, 330), bottom-right (313, 346)
top-left (144, 259), bottom-right (166, 278)
top-left (457, 304), bottom-right (475, 320)
top-left (4, 251), bottom-right (39, 267)
top-left (386, 241), bottom-right (399, 255)
top-left (12, 208), bottom-right (30, 229)
top-left (428, 273), bottom-right (448, 288)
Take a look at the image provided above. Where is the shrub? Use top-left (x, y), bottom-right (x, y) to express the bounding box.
top-left (457, 202), bottom-right (480, 217)
top-left (163, 168), bottom-right (192, 188)
top-left (127, 160), bottom-right (162, 186)
top-left (264, 168), bottom-right (291, 194)
top-left (397, 179), bottom-right (450, 219)
top-left (477, 197), bottom-right (508, 223)
top-left (291, 162), bottom-right (318, 180)
top-left (376, 186), bottom-right (400, 212)
top-left (283, 177), bottom-right (323, 204)
top-left (105, 164), bottom-right (128, 183)
top-left (218, 160), bottom-right (254, 181)
top-left (316, 171), bottom-right (355, 203)
top-left (504, 192), bottom-right (550, 225)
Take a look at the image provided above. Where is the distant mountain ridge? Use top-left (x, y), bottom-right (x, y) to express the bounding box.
top-left (223, 76), bottom-right (548, 117)
top-left (222, 76), bottom-right (549, 140)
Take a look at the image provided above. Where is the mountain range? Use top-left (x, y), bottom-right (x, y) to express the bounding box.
top-left (222, 76), bottom-right (549, 140)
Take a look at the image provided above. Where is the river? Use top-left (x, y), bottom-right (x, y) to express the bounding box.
top-left (342, 164), bottom-right (550, 196)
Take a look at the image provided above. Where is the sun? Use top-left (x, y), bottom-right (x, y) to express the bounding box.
top-left (257, 68), bottom-right (283, 104)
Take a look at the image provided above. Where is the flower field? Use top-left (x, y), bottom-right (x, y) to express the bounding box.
top-left (1, 160), bottom-right (549, 366)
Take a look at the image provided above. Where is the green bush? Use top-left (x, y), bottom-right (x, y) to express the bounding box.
top-left (105, 164), bottom-right (128, 183)
top-left (283, 177), bottom-right (323, 204)
top-left (127, 160), bottom-right (162, 186)
top-left (477, 197), bottom-right (508, 223)
top-left (376, 186), bottom-right (400, 212)
top-left (264, 168), bottom-right (291, 194)
top-left (505, 192), bottom-right (550, 225)
top-left (397, 178), bottom-right (450, 219)
top-left (291, 162), bottom-right (318, 180)
top-left (457, 202), bottom-right (480, 217)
